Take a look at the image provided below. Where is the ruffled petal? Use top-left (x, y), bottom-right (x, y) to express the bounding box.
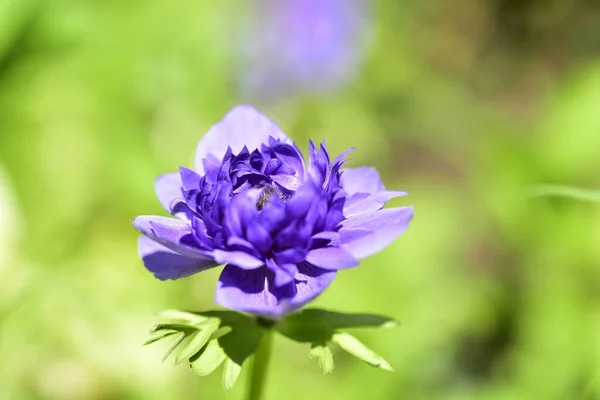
top-left (215, 265), bottom-right (295, 318)
top-left (213, 249), bottom-right (265, 269)
top-left (195, 106), bottom-right (293, 174)
top-left (286, 263), bottom-right (336, 311)
top-left (305, 246), bottom-right (358, 270)
top-left (138, 236), bottom-right (218, 280)
top-left (337, 206), bottom-right (414, 259)
top-left (214, 263), bottom-right (335, 318)
top-left (133, 215), bottom-right (213, 259)
top-left (155, 173), bottom-right (189, 219)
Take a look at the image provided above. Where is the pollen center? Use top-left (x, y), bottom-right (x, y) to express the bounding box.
top-left (256, 184), bottom-right (288, 210)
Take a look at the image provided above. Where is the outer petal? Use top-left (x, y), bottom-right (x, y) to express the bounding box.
top-left (340, 166), bottom-right (386, 195)
top-left (138, 236), bottom-right (218, 280)
top-left (305, 247), bottom-right (358, 270)
top-left (341, 167), bottom-right (408, 217)
top-left (343, 191), bottom-right (407, 218)
top-left (195, 106), bottom-right (293, 173)
top-left (155, 173), bottom-right (189, 219)
top-left (215, 263), bottom-right (336, 318)
top-left (337, 206), bottom-right (414, 259)
top-left (133, 215), bottom-right (213, 259)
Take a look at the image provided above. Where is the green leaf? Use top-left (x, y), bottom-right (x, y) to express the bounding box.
top-left (277, 308), bottom-right (396, 374)
top-left (277, 308), bottom-right (397, 343)
top-left (190, 340), bottom-right (227, 376)
top-left (331, 332), bottom-right (393, 371)
top-left (528, 185), bottom-right (600, 203)
top-left (155, 310), bottom-right (209, 325)
top-left (146, 309), bottom-right (264, 392)
top-left (175, 322), bottom-right (219, 365)
top-left (149, 323), bottom-right (196, 334)
top-left (222, 358), bottom-right (242, 393)
top-left (309, 344), bottom-right (334, 374)
top-left (162, 332), bottom-right (187, 363)
top-left (144, 329), bottom-right (179, 346)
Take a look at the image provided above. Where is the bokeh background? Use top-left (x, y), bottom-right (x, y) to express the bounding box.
top-left (1, 0), bottom-right (600, 399)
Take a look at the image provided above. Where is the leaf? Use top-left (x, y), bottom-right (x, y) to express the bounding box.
top-left (309, 344), bottom-right (334, 374)
top-left (222, 358), bottom-right (242, 393)
top-left (190, 340), bottom-right (227, 376)
top-left (193, 311), bottom-right (264, 368)
top-left (528, 185), bottom-right (600, 203)
top-left (145, 309), bottom-right (264, 392)
top-left (144, 329), bottom-right (179, 346)
top-left (277, 308), bottom-right (397, 343)
top-left (155, 309), bottom-right (209, 325)
top-left (162, 332), bottom-right (187, 363)
top-left (175, 322), bottom-right (218, 365)
top-left (331, 332), bottom-right (393, 371)
top-left (150, 323), bottom-right (196, 334)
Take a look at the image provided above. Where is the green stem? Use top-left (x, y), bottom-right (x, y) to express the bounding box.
top-left (246, 328), bottom-right (273, 400)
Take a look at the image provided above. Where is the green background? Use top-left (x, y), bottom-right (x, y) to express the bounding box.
top-left (1, 0), bottom-right (599, 399)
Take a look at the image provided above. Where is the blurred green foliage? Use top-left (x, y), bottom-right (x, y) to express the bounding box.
top-left (1, 0), bottom-right (600, 399)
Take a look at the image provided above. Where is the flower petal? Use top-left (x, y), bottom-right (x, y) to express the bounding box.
top-left (213, 249), bottom-right (265, 269)
top-left (267, 259), bottom-right (298, 287)
top-left (343, 191), bottom-right (408, 218)
top-left (305, 247), bottom-right (358, 270)
top-left (195, 106), bottom-right (293, 174)
top-left (337, 206), bottom-right (414, 259)
top-left (286, 263), bottom-right (336, 311)
top-left (215, 265), bottom-right (295, 318)
top-left (340, 166), bottom-right (386, 195)
top-left (214, 263), bottom-right (335, 318)
top-left (133, 215), bottom-right (213, 259)
top-left (155, 173), bottom-right (189, 219)
top-left (138, 236), bottom-right (218, 280)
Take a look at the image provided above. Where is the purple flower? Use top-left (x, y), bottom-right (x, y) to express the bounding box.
top-left (237, 0), bottom-right (371, 100)
top-left (134, 106), bottom-right (413, 318)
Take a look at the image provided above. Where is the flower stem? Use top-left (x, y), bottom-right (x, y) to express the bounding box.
top-left (246, 327), bottom-right (273, 400)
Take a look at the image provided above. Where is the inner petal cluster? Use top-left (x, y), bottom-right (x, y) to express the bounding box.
top-left (177, 136), bottom-right (348, 287)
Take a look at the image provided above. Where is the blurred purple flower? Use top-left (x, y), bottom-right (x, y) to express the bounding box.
top-left (237, 0), bottom-right (371, 99)
top-left (134, 106), bottom-right (412, 318)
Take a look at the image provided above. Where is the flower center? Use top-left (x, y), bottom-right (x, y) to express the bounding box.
top-left (255, 183), bottom-right (289, 210)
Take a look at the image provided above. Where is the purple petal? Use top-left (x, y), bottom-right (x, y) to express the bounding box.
top-left (245, 222), bottom-right (273, 253)
top-left (155, 173), bottom-right (188, 219)
top-left (194, 106), bottom-right (293, 174)
top-left (133, 216), bottom-right (214, 259)
top-left (215, 265), bottom-right (295, 318)
top-left (340, 166), bottom-right (386, 195)
top-left (271, 174), bottom-right (302, 192)
top-left (267, 259), bottom-right (298, 287)
top-left (213, 249), bottom-right (264, 269)
top-left (214, 263), bottom-right (335, 318)
top-left (178, 167), bottom-right (202, 191)
top-left (343, 191), bottom-right (408, 218)
top-left (305, 247), bottom-right (358, 270)
top-left (287, 263), bottom-right (336, 311)
top-left (138, 236), bottom-right (218, 280)
top-left (337, 206), bottom-right (414, 259)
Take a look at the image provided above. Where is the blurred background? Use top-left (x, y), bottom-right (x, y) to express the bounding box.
top-left (1, 0), bottom-right (599, 398)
